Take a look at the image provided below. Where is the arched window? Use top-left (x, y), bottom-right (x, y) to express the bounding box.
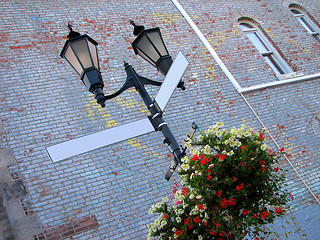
top-left (289, 6), bottom-right (320, 42)
top-left (239, 21), bottom-right (292, 76)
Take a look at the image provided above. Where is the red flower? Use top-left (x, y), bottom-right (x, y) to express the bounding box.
top-left (275, 207), bottom-right (283, 214)
top-left (216, 190), bottom-right (222, 197)
top-left (202, 221), bottom-right (207, 226)
top-left (236, 183), bottom-right (244, 191)
top-left (207, 175), bottom-right (212, 180)
top-left (228, 198), bottom-right (235, 206)
top-left (252, 214), bottom-right (258, 219)
top-left (241, 209), bottom-right (249, 215)
top-left (255, 238), bottom-right (260, 240)
top-left (280, 147), bottom-right (285, 152)
top-left (240, 162), bottom-right (245, 167)
top-left (175, 230), bottom-right (183, 236)
top-left (164, 213), bottom-right (167, 219)
top-left (233, 177), bottom-right (237, 181)
top-left (200, 156), bottom-right (209, 165)
top-left (261, 210), bottom-right (270, 219)
top-left (259, 133), bottom-right (264, 140)
top-left (274, 167), bottom-right (279, 172)
top-left (218, 154), bottom-right (226, 161)
top-left (173, 186), bottom-right (177, 195)
top-left (184, 218), bottom-right (190, 225)
top-left (193, 216), bottom-right (200, 223)
top-left (259, 160), bottom-right (265, 166)
top-left (191, 155), bottom-right (199, 161)
top-left (182, 187), bottom-right (188, 196)
top-left (198, 204), bottom-right (205, 210)
top-left (262, 166), bottom-right (266, 171)
top-left (241, 145), bottom-right (248, 151)
top-left (220, 198), bottom-right (228, 208)
top-left (210, 229), bottom-right (217, 235)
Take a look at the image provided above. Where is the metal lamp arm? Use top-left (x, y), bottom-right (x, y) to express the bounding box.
top-left (103, 70), bottom-right (163, 101)
top-left (103, 77), bottom-right (135, 101)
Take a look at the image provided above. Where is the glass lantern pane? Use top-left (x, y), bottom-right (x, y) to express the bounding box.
top-left (64, 45), bottom-right (83, 75)
top-left (246, 32), bottom-right (270, 52)
top-left (136, 35), bottom-right (160, 64)
top-left (70, 39), bottom-right (94, 69)
top-left (136, 48), bottom-right (156, 66)
top-left (147, 30), bottom-right (168, 56)
top-left (88, 41), bottom-right (99, 69)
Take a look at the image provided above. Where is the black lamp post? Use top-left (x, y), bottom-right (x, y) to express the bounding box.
top-left (60, 23), bottom-right (186, 180)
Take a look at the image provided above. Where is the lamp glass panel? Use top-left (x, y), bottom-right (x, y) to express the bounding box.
top-left (88, 40), bottom-right (99, 69)
top-left (64, 45), bottom-right (83, 75)
top-left (136, 35), bottom-right (160, 63)
top-left (70, 39), bottom-right (94, 69)
top-left (136, 48), bottom-right (156, 66)
top-left (147, 31), bottom-right (168, 56)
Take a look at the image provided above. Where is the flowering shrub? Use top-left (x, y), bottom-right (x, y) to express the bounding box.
top-left (148, 122), bottom-right (289, 239)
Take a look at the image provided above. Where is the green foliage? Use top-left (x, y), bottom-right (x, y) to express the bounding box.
top-left (148, 123), bottom-right (290, 240)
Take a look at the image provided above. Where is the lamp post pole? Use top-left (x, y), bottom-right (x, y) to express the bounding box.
top-left (123, 62), bottom-right (184, 179)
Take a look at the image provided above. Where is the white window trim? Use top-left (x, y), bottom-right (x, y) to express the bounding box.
top-left (290, 7), bottom-right (320, 42)
top-left (240, 22), bottom-right (293, 75)
top-left (239, 72), bottom-right (320, 93)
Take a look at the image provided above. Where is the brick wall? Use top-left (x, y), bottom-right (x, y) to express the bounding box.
top-left (0, 0), bottom-right (319, 239)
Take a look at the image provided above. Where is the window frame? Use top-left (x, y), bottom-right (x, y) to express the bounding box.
top-left (239, 21), bottom-right (293, 76)
top-left (289, 7), bottom-right (320, 42)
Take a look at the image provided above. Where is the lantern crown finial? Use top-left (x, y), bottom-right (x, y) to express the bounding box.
top-left (66, 23), bottom-right (81, 40)
top-left (130, 20), bottom-right (145, 36)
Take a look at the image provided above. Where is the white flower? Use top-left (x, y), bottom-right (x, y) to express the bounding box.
top-left (236, 141), bottom-right (242, 147)
top-left (198, 236), bottom-right (203, 240)
top-left (177, 209), bottom-right (184, 215)
top-left (244, 131), bottom-right (250, 137)
top-left (197, 134), bottom-right (204, 141)
top-left (155, 203), bottom-right (161, 208)
top-left (216, 122), bottom-right (224, 128)
top-left (176, 217), bottom-right (182, 223)
top-left (151, 223), bottom-right (156, 231)
top-left (196, 195), bottom-right (202, 200)
top-left (161, 220), bottom-right (166, 228)
top-left (227, 150), bottom-right (234, 156)
top-left (181, 163), bottom-right (190, 171)
top-left (162, 197), bottom-right (169, 202)
top-left (209, 164), bottom-right (214, 169)
top-left (154, 218), bottom-right (160, 227)
top-left (204, 145), bottom-right (211, 154)
top-left (189, 194), bottom-right (195, 199)
top-left (261, 144), bottom-right (269, 150)
top-left (216, 130), bottom-right (223, 137)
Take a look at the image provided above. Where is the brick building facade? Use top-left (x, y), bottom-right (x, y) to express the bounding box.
top-left (0, 0), bottom-right (319, 239)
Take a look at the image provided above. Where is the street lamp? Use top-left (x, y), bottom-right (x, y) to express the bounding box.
top-left (60, 24), bottom-right (105, 107)
top-left (130, 20), bottom-right (173, 76)
top-left (60, 23), bottom-right (187, 180)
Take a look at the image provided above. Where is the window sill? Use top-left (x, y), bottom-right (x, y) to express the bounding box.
top-left (239, 72), bottom-right (320, 93)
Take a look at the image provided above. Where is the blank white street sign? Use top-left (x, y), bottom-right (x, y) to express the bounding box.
top-left (46, 52), bottom-right (188, 163)
top-left (46, 118), bottom-right (154, 162)
top-left (155, 51), bottom-right (188, 111)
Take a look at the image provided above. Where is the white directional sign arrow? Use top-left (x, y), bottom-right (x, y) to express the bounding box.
top-left (46, 51), bottom-right (188, 163)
